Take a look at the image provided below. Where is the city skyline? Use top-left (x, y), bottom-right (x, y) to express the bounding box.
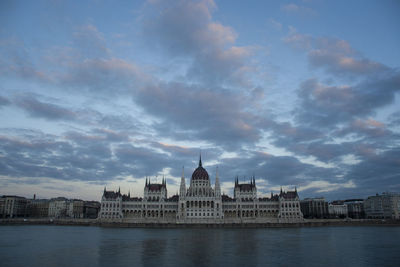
top-left (0, 0), bottom-right (399, 201)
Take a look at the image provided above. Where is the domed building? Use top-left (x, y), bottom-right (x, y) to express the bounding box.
top-left (177, 155), bottom-right (223, 223)
top-left (98, 155), bottom-right (303, 224)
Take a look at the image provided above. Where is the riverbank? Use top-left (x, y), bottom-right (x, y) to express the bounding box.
top-left (1, 218), bottom-right (400, 228)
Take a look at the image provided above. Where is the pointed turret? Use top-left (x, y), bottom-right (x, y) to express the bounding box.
top-left (118, 186), bottom-right (121, 195)
top-left (179, 166), bottom-right (186, 198)
top-left (215, 166), bottom-right (221, 197)
top-left (199, 153), bottom-right (202, 167)
top-left (271, 191), bottom-right (273, 199)
top-left (128, 190), bottom-right (130, 198)
top-left (104, 186), bottom-right (106, 193)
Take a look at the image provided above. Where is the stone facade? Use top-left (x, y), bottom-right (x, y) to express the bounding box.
top-left (27, 199), bottom-right (50, 218)
top-left (344, 199), bottom-right (365, 219)
top-left (0, 196), bottom-right (28, 218)
top-left (99, 157), bottom-right (304, 223)
top-left (300, 197), bottom-right (329, 219)
top-left (364, 193), bottom-right (400, 219)
top-left (329, 203), bottom-right (348, 218)
top-left (48, 198), bottom-right (69, 218)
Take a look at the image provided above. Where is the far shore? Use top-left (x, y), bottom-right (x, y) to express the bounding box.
top-left (1, 218), bottom-right (400, 228)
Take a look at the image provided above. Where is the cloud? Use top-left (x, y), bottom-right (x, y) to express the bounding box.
top-left (72, 24), bottom-right (110, 59)
top-left (214, 151), bottom-right (340, 189)
top-left (295, 74), bottom-right (400, 128)
top-left (142, 0), bottom-right (254, 86)
top-left (60, 57), bottom-right (149, 95)
top-left (0, 131), bottom-right (170, 182)
top-left (135, 81), bottom-right (262, 149)
top-left (14, 94), bottom-right (77, 121)
top-left (299, 179), bottom-right (356, 193)
top-left (281, 3), bottom-right (316, 16)
top-left (285, 30), bottom-right (389, 77)
top-left (0, 38), bottom-right (50, 82)
top-left (0, 95), bottom-right (10, 107)
top-left (388, 111), bottom-right (400, 127)
top-left (308, 38), bottom-right (389, 76)
top-left (268, 18), bottom-right (282, 31)
top-left (347, 148), bottom-right (400, 195)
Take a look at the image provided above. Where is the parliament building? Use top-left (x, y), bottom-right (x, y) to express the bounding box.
top-left (99, 157), bottom-right (303, 223)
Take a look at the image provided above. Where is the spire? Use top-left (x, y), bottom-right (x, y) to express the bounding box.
top-left (118, 186), bottom-right (120, 194)
top-left (128, 190), bottom-right (130, 198)
top-left (199, 152), bottom-right (202, 167)
top-left (104, 186), bottom-right (106, 193)
top-left (145, 177), bottom-right (148, 186)
top-left (271, 191), bottom-right (273, 198)
top-left (215, 166), bottom-right (221, 197)
top-left (179, 166), bottom-right (186, 198)
top-left (280, 186), bottom-right (282, 194)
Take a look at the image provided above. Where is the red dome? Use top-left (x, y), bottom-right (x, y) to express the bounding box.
top-left (191, 155), bottom-right (209, 180)
top-left (191, 166), bottom-right (209, 180)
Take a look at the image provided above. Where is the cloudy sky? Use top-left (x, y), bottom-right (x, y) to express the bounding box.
top-left (0, 0), bottom-right (399, 201)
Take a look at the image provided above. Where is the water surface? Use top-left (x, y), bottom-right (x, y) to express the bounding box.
top-left (0, 225), bottom-right (399, 266)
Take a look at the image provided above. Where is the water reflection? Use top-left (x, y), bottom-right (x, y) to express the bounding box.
top-left (1, 226), bottom-right (400, 267)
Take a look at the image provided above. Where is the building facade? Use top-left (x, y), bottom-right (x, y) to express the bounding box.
top-left (329, 202), bottom-right (348, 218)
top-left (98, 157), bottom-right (303, 223)
top-left (27, 199), bottom-right (50, 218)
top-left (300, 198), bottom-right (329, 219)
top-left (364, 193), bottom-right (400, 219)
top-left (344, 199), bottom-right (365, 219)
top-left (48, 197), bottom-right (70, 218)
top-left (0, 196), bottom-right (28, 218)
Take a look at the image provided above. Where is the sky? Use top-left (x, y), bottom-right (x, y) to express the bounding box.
top-left (0, 0), bottom-right (399, 201)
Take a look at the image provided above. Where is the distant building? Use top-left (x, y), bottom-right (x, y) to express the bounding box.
top-left (26, 197), bottom-right (99, 219)
top-left (300, 198), bottom-right (329, 219)
top-left (364, 193), bottom-right (400, 219)
top-left (83, 201), bottom-right (101, 219)
top-left (0, 196), bottom-right (28, 218)
top-left (100, 188), bottom-right (123, 219)
top-left (99, 156), bottom-right (303, 223)
top-left (48, 197), bottom-right (70, 218)
top-left (329, 201), bottom-right (348, 218)
top-left (27, 199), bottom-right (50, 218)
top-left (344, 199), bottom-right (365, 219)
top-left (68, 200), bottom-right (84, 218)
top-left (0, 197), bottom-right (4, 218)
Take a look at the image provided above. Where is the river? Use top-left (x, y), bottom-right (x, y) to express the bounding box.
top-left (0, 225), bottom-right (399, 266)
